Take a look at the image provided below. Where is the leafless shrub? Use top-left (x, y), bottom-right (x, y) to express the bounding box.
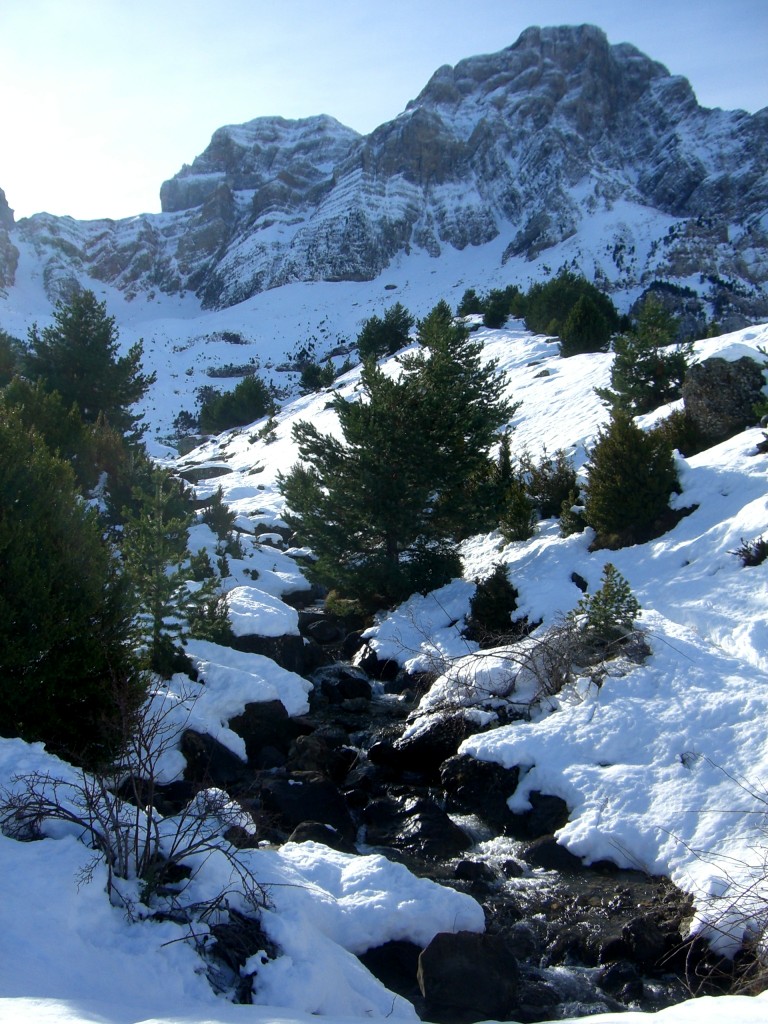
top-left (0, 682), bottom-right (270, 922)
top-left (657, 759), bottom-right (768, 996)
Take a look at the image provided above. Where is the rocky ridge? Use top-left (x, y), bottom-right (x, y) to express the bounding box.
top-left (2, 25), bottom-right (767, 322)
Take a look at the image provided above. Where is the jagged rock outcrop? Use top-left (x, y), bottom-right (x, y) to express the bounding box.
top-left (4, 25), bottom-right (768, 318)
top-left (0, 188), bottom-right (19, 292)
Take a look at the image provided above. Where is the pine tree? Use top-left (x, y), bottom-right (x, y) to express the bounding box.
top-left (0, 408), bottom-right (144, 764)
top-left (570, 563), bottom-right (641, 647)
top-left (120, 468), bottom-right (227, 675)
top-left (583, 409), bottom-right (679, 546)
top-left (599, 295), bottom-right (693, 414)
top-left (280, 306), bottom-right (514, 609)
top-left (281, 362), bottom-right (441, 608)
top-left (25, 289), bottom-right (155, 436)
top-left (560, 294), bottom-right (611, 356)
top-left (499, 476), bottom-right (537, 542)
top-left (403, 302), bottom-right (516, 537)
top-left (0, 329), bottom-right (23, 386)
top-left (525, 270), bottom-right (620, 342)
top-left (482, 289), bottom-right (512, 329)
top-left (356, 303), bottom-right (414, 361)
top-left (456, 288), bottom-right (483, 316)
top-left (198, 373), bottom-right (275, 433)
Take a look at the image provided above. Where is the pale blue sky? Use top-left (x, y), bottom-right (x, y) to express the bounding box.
top-left (2, 0), bottom-right (766, 221)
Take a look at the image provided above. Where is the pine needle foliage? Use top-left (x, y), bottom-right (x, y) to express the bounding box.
top-left (121, 468), bottom-right (230, 675)
top-left (280, 304), bottom-right (514, 609)
top-left (525, 270), bottom-right (620, 350)
top-left (467, 563), bottom-right (520, 643)
top-left (598, 296), bottom-right (693, 415)
top-left (198, 374), bottom-right (276, 434)
top-left (570, 563), bottom-right (641, 647)
top-left (356, 303), bottom-right (414, 361)
top-left (583, 409), bottom-right (679, 547)
top-left (560, 294), bottom-right (611, 356)
top-left (25, 289), bottom-right (155, 437)
top-left (0, 409), bottom-right (145, 765)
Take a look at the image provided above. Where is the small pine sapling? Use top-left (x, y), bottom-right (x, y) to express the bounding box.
top-left (570, 563), bottom-right (641, 649)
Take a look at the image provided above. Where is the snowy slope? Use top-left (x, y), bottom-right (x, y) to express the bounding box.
top-left (0, 291), bottom-right (767, 1024)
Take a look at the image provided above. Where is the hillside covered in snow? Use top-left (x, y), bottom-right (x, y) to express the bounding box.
top-left (1, 290), bottom-right (767, 1023)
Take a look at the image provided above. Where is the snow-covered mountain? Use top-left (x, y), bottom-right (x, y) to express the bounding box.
top-left (1, 24), bottom-right (767, 324)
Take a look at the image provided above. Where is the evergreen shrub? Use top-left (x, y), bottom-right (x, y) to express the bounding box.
top-left (467, 564), bottom-right (519, 642)
top-left (24, 289), bottom-right (155, 436)
top-left (598, 296), bottom-right (693, 415)
top-left (570, 563), bottom-right (641, 648)
top-left (0, 410), bottom-right (145, 764)
top-left (524, 448), bottom-right (578, 519)
top-left (198, 375), bottom-right (275, 434)
top-left (525, 271), bottom-right (620, 350)
top-left (356, 303), bottom-right (414, 361)
top-left (584, 409), bottom-right (679, 547)
top-left (732, 535), bottom-right (768, 568)
top-left (499, 477), bottom-right (537, 542)
top-left (280, 305), bottom-right (512, 610)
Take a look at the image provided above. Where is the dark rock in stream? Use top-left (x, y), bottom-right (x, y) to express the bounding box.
top-left (228, 700), bottom-right (311, 765)
top-left (356, 644), bottom-right (400, 681)
top-left (259, 770), bottom-right (356, 842)
top-left (287, 820), bottom-right (357, 854)
top-left (508, 791), bottom-right (570, 839)
top-left (370, 712), bottom-right (491, 781)
top-left (359, 940), bottom-right (424, 1011)
top-left (362, 794), bottom-right (472, 859)
top-left (314, 663), bottom-right (373, 703)
top-left (397, 714), bottom-right (486, 775)
top-left (180, 729), bottom-right (247, 787)
top-left (522, 835), bottom-right (585, 872)
top-left (298, 610), bottom-right (344, 645)
top-left (230, 632), bottom-right (318, 674)
top-left (441, 753), bottom-right (520, 830)
top-left (285, 731), bottom-right (359, 781)
top-left (417, 931), bottom-right (521, 1023)
top-left (203, 653), bottom-right (720, 1022)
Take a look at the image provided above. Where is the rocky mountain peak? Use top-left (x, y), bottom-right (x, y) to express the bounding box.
top-left (3, 25), bottom-right (767, 323)
top-left (159, 114), bottom-right (361, 213)
top-left (0, 188), bottom-right (14, 230)
top-left (410, 23), bottom-right (687, 139)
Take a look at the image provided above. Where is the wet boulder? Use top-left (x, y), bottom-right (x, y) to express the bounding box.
top-left (285, 731), bottom-right (358, 782)
top-left (355, 644), bottom-right (400, 681)
top-left (359, 940), bottom-right (424, 1011)
top-left (313, 663), bottom-right (373, 704)
top-left (231, 632), bottom-right (315, 674)
top-left (440, 753), bottom-right (519, 831)
top-left (259, 771), bottom-right (356, 842)
top-left (508, 791), bottom-right (570, 839)
top-left (522, 835), bottom-right (584, 872)
top-left (180, 729), bottom-right (247, 787)
top-left (361, 794), bottom-right (471, 860)
top-left (228, 700), bottom-right (311, 766)
top-left (287, 820), bottom-right (357, 854)
top-left (378, 712), bottom-right (491, 781)
top-left (299, 613), bottom-right (345, 645)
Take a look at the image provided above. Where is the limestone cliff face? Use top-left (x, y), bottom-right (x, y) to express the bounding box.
top-left (5, 25), bottom-right (768, 318)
